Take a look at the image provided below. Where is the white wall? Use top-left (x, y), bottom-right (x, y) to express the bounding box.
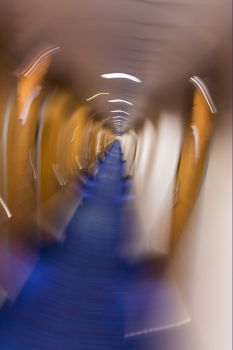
top-left (170, 108), bottom-right (232, 350)
top-left (120, 130), bottom-right (137, 176)
top-left (123, 91), bottom-right (231, 349)
top-left (132, 112), bottom-right (183, 256)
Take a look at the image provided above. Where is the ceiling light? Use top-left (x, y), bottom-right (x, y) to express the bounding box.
top-left (112, 116), bottom-right (128, 120)
top-left (111, 110), bottom-right (129, 115)
top-left (114, 118), bottom-right (127, 121)
top-left (113, 122), bottom-right (127, 126)
top-left (108, 99), bottom-right (133, 105)
top-left (113, 121), bottom-right (125, 124)
top-left (86, 92), bottom-right (110, 102)
top-left (113, 118), bottom-right (127, 122)
top-left (101, 73), bottom-right (142, 83)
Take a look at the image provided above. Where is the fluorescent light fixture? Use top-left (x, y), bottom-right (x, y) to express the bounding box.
top-left (113, 118), bottom-right (127, 121)
top-left (113, 119), bottom-right (127, 122)
top-left (86, 92), bottom-right (110, 102)
top-left (113, 119), bottom-right (127, 123)
top-left (108, 99), bottom-right (133, 105)
top-left (113, 122), bottom-right (127, 126)
top-left (111, 110), bottom-right (129, 115)
top-left (112, 116), bottom-right (128, 120)
top-left (101, 73), bottom-right (141, 83)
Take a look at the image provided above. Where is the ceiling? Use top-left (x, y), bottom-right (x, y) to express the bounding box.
top-left (0, 0), bottom-right (231, 131)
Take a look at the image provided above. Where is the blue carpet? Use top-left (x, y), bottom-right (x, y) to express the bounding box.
top-left (0, 141), bottom-right (132, 349)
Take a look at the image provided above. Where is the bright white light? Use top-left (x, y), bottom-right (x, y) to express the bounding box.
top-left (108, 99), bottom-right (133, 105)
top-left (101, 73), bottom-right (142, 83)
top-left (71, 126), bottom-right (79, 142)
top-left (111, 110), bottom-right (129, 115)
top-left (21, 45), bottom-right (60, 77)
top-left (19, 85), bottom-right (42, 125)
top-left (52, 164), bottom-right (66, 186)
top-left (113, 120), bottom-right (127, 123)
top-left (113, 119), bottom-right (127, 123)
top-left (30, 148), bottom-right (37, 180)
top-left (113, 122), bottom-right (128, 126)
top-left (0, 197), bottom-right (12, 218)
top-left (86, 92), bottom-right (110, 102)
top-left (113, 117), bottom-right (127, 121)
top-left (112, 116), bottom-right (128, 120)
